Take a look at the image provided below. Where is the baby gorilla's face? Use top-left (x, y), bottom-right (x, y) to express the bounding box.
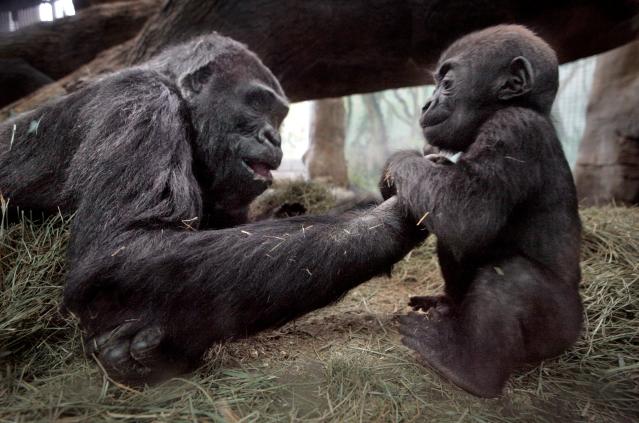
top-left (420, 56), bottom-right (497, 153)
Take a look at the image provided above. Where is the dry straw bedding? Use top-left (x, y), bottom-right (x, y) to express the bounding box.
top-left (0, 185), bottom-right (637, 422)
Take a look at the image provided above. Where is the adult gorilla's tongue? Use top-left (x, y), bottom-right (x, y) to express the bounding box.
top-left (249, 161), bottom-right (273, 180)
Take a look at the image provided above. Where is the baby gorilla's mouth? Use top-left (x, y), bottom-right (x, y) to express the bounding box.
top-left (243, 160), bottom-right (275, 182)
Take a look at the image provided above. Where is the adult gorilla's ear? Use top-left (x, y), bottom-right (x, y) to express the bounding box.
top-left (178, 63), bottom-right (213, 98)
top-left (498, 56), bottom-right (534, 100)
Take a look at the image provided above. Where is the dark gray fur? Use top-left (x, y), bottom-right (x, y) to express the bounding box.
top-left (382, 25), bottom-right (582, 398)
top-left (0, 33), bottom-right (423, 384)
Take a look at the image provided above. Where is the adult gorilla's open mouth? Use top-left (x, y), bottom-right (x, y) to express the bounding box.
top-left (242, 158), bottom-right (279, 183)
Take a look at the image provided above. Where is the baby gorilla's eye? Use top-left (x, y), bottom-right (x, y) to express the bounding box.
top-left (442, 78), bottom-right (453, 91)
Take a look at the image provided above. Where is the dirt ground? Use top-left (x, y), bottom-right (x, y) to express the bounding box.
top-left (219, 247), bottom-right (439, 366)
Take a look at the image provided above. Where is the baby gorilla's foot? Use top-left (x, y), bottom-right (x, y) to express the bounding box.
top-left (408, 295), bottom-right (452, 318)
top-left (86, 322), bottom-right (187, 385)
top-left (399, 312), bottom-right (508, 398)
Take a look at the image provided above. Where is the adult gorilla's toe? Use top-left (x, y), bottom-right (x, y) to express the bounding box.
top-left (130, 325), bottom-right (163, 362)
top-left (87, 323), bottom-right (179, 385)
top-left (86, 321), bottom-right (137, 355)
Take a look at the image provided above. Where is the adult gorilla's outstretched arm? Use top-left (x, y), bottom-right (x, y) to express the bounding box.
top-left (59, 69), bottom-right (422, 383)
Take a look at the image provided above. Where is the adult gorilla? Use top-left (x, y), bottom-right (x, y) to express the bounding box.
top-left (0, 34), bottom-right (422, 384)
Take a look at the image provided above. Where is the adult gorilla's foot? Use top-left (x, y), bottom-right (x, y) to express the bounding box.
top-left (86, 323), bottom-right (187, 385)
top-left (398, 312), bottom-right (508, 398)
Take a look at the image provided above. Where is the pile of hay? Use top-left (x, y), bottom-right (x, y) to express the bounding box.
top-left (249, 180), bottom-right (337, 220)
top-left (1, 185), bottom-right (637, 421)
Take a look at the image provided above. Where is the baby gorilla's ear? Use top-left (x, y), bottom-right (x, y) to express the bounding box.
top-left (498, 56), bottom-right (534, 101)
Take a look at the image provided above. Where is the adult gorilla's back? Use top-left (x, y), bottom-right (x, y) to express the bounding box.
top-left (0, 34), bottom-right (423, 384)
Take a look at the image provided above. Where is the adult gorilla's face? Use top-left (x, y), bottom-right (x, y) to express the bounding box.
top-left (186, 52), bottom-right (289, 209)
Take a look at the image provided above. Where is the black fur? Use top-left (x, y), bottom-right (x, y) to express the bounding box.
top-left (381, 25), bottom-right (582, 398)
top-left (0, 34), bottom-right (423, 384)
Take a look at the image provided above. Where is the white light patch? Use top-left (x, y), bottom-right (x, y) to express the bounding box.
top-left (39, 3), bottom-right (54, 21)
top-left (280, 101), bottom-right (311, 160)
top-left (54, 1), bottom-right (65, 18)
top-left (62, 0), bottom-right (76, 16)
top-left (448, 151), bottom-right (462, 163)
top-left (439, 149), bottom-right (462, 163)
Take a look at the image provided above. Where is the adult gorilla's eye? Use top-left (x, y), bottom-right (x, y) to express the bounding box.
top-left (246, 87), bottom-right (275, 112)
top-left (236, 115), bottom-right (258, 135)
top-left (442, 78), bottom-right (453, 91)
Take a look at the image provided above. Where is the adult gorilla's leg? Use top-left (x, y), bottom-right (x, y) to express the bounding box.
top-left (400, 256), bottom-right (582, 397)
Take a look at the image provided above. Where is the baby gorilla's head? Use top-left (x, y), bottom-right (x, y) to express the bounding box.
top-left (420, 25), bottom-right (559, 152)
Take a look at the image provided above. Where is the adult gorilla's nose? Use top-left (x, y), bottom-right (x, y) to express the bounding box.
top-left (254, 137), bottom-right (283, 170)
top-left (258, 126), bottom-right (281, 148)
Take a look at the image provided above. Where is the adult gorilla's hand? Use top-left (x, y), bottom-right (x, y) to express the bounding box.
top-left (379, 150), bottom-right (425, 201)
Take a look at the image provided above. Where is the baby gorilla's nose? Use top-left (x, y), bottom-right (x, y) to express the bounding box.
top-left (421, 98), bottom-right (433, 113)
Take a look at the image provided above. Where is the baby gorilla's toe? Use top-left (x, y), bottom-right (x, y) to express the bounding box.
top-left (408, 295), bottom-right (437, 311)
top-left (408, 295), bottom-right (453, 320)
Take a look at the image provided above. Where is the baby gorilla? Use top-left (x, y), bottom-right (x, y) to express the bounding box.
top-left (382, 25), bottom-right (582, 397)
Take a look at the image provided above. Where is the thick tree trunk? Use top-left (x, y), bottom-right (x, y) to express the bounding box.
top-left (1, 0), bottom-right (637, 116)
top-left (0, 39), bottom-right (134, 120)
top-left (73, 0), bottom-right (131, 10)
top-left (0, 0), bottom-right (159, 82)
top-left (0, 58), bottom-right (53, 107)
top-left (306, 99), bottom-right (349, 187)
top-left (574, 41), bottom-right (639, 205)
top-left (125, 0), bottom-right (638, 101)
